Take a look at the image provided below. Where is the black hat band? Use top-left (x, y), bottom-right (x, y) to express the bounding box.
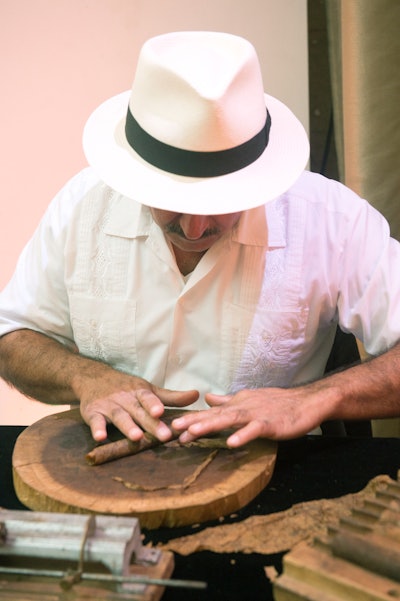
top-left (125, 107), bottom-right (271, 178)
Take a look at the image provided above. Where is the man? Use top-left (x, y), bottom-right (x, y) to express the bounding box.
top-left (0, 31), bottom-right (399, 448)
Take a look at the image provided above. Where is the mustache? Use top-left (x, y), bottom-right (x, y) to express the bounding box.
top-left (165, 222), bottom-right (220, 239)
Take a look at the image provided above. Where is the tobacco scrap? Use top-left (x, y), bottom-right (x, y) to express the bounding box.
top-left (158, 475), bottom-right (395, 556)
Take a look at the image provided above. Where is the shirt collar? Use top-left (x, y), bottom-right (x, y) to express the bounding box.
top-left (104, 194), bottom-right (152, 238)
top-left (232, 205), bottom-right (268, 246)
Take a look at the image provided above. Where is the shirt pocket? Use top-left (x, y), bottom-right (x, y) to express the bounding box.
top-left (68, 295), bottom-right (139, 374)
top-left (219, 302), bottom-right (309, 393)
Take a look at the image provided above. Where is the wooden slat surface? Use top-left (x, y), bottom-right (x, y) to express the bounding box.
top-left (274, 474), bottom-right (400, 600)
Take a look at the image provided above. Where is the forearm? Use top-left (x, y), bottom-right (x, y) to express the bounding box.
top-left (314, 341), bottom-right (400, 422)
top-left (0, 329), bottom-right (111, 405)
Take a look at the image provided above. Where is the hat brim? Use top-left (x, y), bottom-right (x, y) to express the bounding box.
top-left (83, 91), bottom-right (309, 215)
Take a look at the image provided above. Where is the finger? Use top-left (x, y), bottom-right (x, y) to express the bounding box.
top-left (107, 404), bottom-right (148, 441)
top-left (101, 391), bottom-right (169, 441)
top-left (135, 388), bottom-right (166, 419)
top-left (131, 401), bottom-right (174, 442)
top-left (171, 410), bottom-right (204, 432)
top-left (132, 389), bottom-right (184, 440)
top-left (82, 410), bottom-right (109, 442)
top-left (226, 420), bottom-right (268, 447)
top-left (177, 410), bottom-right (242, 442)
top-left (154, 387), bottom-right (200, 407)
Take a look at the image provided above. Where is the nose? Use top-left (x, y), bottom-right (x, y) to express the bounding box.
top-left (179, 215), bottom-right (211, 240)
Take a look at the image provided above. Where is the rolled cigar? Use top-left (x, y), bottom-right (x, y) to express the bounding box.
top-left (86, 430), bottom-right (229, 466)
top-left (86, 431), bottom-right (179, 466)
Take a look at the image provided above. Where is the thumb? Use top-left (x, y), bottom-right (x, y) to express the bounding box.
top-left (153, 386), bottom-right (200, 407)
top-left (205, 392), bottom-right (233, 407)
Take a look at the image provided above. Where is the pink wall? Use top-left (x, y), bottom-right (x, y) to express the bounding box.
top-left (0, 0), bottom-right (308, 423)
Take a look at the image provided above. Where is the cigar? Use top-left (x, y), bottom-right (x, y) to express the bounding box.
top-left (85, 430), bottom-right (229, 466)
top-left (85, 431), bottom-right (178, 466)
top-left (86, 410), bottom-right (187, 466)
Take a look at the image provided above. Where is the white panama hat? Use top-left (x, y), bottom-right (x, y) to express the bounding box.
top-left (83, 31), bottom-right (309, 215)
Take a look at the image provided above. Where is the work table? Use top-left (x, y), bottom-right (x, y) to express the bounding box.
top-left (1, 425), bottom-right (399, 601)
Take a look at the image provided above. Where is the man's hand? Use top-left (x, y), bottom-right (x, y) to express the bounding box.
top-left (172, 341), bottom-right (400, 447)
top-left (3, 330), bottom-right (400, 448)
top-left (171, 384), bottom-right (336, 447)
top-left (74, 369), bottom-right (199, 443)
top-left (0, 329), bottom-right (199, 443)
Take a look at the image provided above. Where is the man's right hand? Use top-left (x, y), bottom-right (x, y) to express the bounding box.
top-left (74, 367), bottom-right (199, 442)
top-left (0, 329), bottom-right (199, 444)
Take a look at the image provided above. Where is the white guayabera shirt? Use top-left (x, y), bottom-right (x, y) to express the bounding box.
top-left (1, 168), bottom-right (399, 410)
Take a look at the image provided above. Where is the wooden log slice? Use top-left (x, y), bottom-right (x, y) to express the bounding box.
top-left (12, 408), bottom-right (277, 529)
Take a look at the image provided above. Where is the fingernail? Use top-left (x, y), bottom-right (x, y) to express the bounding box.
top-left (227, 434), bottom-right (240, 447)
top-left (157, 426), bottom-right (172, 441)
top-left (179, 431), bottom-right (190, 443)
